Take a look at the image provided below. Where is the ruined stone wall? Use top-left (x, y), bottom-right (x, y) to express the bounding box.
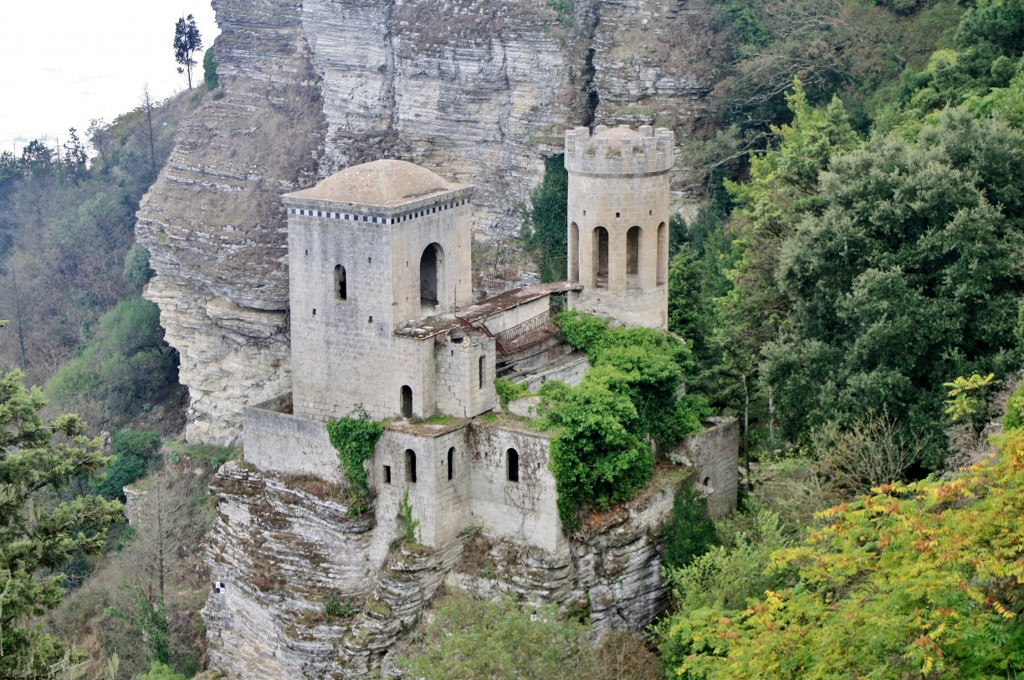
top-left (669, 416), bottom-right (740, 518)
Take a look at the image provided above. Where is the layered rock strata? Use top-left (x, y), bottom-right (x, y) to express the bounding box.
top-left (203, 461), bottom-right (690, 678)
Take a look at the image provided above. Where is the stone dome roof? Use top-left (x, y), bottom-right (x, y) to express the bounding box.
top-left (591, 125), bottom-right (644, 143)
top-left (288, 159), bottom-right (462, 206)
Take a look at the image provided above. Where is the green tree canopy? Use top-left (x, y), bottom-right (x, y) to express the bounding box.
top-left (662, 430), bottom-right (1024, 678)
top-left (765, 109), bottom-right (1024, 465)
top-left (0, 370), bottom-right (122, 676)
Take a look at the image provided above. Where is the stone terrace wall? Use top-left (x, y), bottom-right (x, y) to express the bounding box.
top-left (243, 400), bottom-right (344, 484)
top-left (669, 416), bottom-right (739, 518)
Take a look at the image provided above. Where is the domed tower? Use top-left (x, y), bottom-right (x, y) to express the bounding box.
top-left (564, 125), bottom-right (673, 329)
top-left (282, 159), bottom-right (474, 420)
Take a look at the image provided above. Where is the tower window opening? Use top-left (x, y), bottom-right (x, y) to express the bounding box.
top-left (447, 447), bottom-right (455, 480)
top-left (627, 226), bottom-right (642, 288)
top-left (657, 222), bottom-right (668, 285)
top-left (334, 264), bottom-right (347, 299)
top-left (401, 385), bottom-right (413, 418)
top-left (568, 222), bottom-right (580, 283)
top-left (420, 243), bottom-right (444, 309)
top-left (478, 356), bottom-right (486, 389)
top-left (593, 227), bottom-right (609, 289)
top-left (406, 449), bottom-right (417, 483)
top-left (507, 448), bottom-right (519, 482)
top-left (384, 465), bottom-right (392, 484)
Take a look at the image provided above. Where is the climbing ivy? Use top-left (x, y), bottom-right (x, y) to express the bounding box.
top-left (538, 311), bottom-right (711, 530)
top-left (326, 409), bottom-right (384, 512)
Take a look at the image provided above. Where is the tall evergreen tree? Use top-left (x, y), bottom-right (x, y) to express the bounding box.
top-left (173, 15), bottom-right (203, 90)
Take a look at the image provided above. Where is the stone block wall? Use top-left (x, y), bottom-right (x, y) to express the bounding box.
top-left (467, 424), bottom-right (562, 552)
top-left (434, 334), bottom-right (497, 418)
top-left (372, 426), bottom-right (472, 547)
top-left (668, 417), bottom-right (739, 518)
top-left (243, 400), bottom-right (345, 484)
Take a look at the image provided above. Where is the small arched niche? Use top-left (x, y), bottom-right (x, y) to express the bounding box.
top-left (657, 222), bottom-right (668, 285)
top-left (405, 449), bottom-right (417, 483)
top-left (626, 226), bottom-right (642, 288)
top-left (592, 227), bottom-right (609, 289)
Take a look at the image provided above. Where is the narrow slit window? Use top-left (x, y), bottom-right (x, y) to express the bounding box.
top-left (478, 356), bottom-right (485, 390)
top-left (384, 465), bottom-right (392, 484)
top-left (334, 264), bottom-right (347, 299)
top-left (507, 448), bottom-right (519, 483)
top-left (447, 447), bottom-right (455, 481)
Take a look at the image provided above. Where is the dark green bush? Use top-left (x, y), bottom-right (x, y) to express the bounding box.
top-left (662, 483), bottom-right (719, 570)
top-left (94, 428), bottom-right (161, 500)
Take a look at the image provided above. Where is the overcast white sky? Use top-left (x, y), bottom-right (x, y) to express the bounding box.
top-left (0, 1), bottom-right (219, 155)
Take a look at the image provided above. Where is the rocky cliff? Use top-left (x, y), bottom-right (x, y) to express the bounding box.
top-left (137, 0), bottom-right (721, 443)
top-left (202, 461), bottom-right (687, 678)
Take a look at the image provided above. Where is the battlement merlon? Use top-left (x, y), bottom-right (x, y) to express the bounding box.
top-left (564, 125), bottom-right (675, 177)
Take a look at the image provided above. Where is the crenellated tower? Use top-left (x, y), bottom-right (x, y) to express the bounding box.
top-left (564, 125), bottom-right (673, 329)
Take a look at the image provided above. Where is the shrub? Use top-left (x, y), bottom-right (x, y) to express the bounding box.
top-left (494, 377), bottom-right (529, 410)
top-left (1005, 384), bottom-right (1024, 430)
top-left (662, 483), bottom-right (719, 570)
top-left (94, 428), bottom-right (162, 500)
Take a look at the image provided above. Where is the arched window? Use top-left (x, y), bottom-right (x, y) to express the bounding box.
top-left (447, 447), bottom-right (455, 481)
top-left (334, 264), bottom-right (347, 299)
top-left (507, 448), bottom-right (519, 482)
top-left (420, 243), bottom-right (444, 308)
top-left (401, 385), bottom-right (413, 418)
top-left (406, 449), bottom-right (417, 483)
top-left (593, 227), bottom-right (608, 289)
top-left (657, 222), bottom-right (668, 285)
top-left (626, 226), bottom-right (642, 288)
top-left (568, 222), bottom-right (580, 283)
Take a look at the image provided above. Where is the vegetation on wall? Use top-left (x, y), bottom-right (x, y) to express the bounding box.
top-left (537, 311), bottom-right (710, 529)
top-left (326, 410), bottom-right (385, 512)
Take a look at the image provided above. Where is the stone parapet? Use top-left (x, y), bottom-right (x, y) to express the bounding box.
top-left (564, 125), bottom-right (674, 177)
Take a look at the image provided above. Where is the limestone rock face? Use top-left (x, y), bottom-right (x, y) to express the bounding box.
top-left (138, 0), bottom-right (721, 443)
top-left (136, 0), bottom-right (324, 443)
top-left (203, 462), bottom-right (687, 678)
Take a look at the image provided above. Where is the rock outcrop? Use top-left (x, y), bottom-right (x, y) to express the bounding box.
top-left (137, 0), bottom-right (722, 443)
top-left (203, 461), bottom-right (689, 679)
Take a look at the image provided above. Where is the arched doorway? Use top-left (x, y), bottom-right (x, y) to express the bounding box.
top-left (401, 385), bottom-right (413, 418)
top-left (420, 243), bottom-right (444, 309)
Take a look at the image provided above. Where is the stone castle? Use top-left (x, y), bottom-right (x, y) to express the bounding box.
top-left (203, 126), bottom-right (738, 677)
